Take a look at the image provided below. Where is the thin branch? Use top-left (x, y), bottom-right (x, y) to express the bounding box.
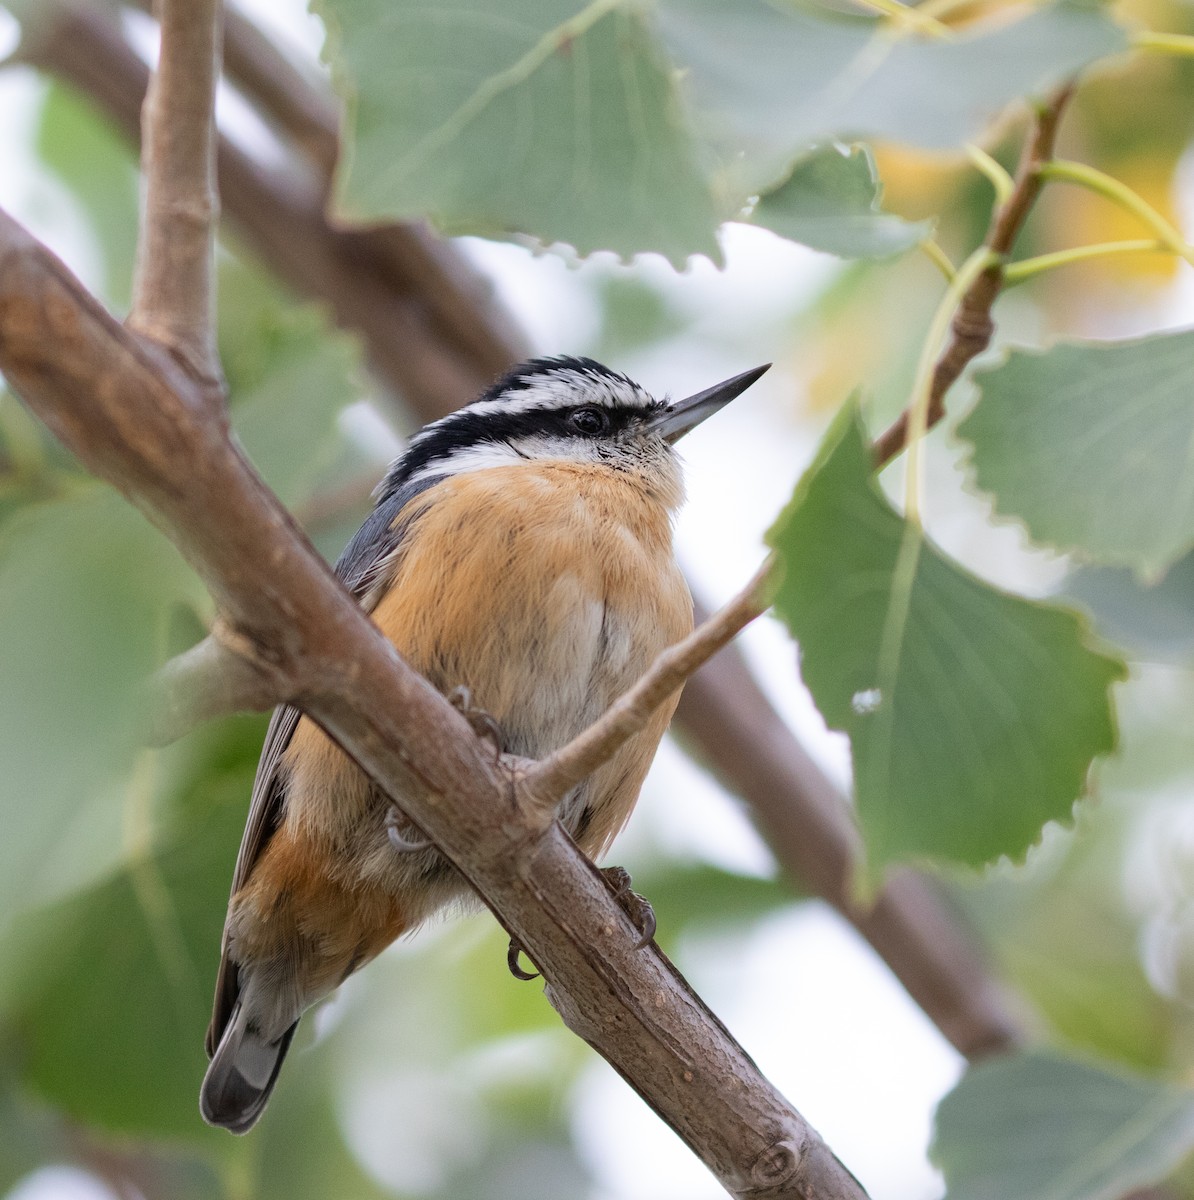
top-left (144, 629), bottom-right (280, 745)
top-left (0, 206), bottom-right (867, 1200)
top-left (871, 84), bottom-right (1074, 469)
top-left (526, 558), bottom-right (774, 810)
top-left (127, 0), bottom-right (223, 386)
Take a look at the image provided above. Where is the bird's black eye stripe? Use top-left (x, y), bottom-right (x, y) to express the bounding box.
top-left (381, 390), bottom-right (669, 497)
top-left (569, 406), bottom-right (609, 436)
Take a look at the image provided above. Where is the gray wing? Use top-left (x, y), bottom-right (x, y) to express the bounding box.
top-left (208, 475), bottom-right (442, 1054)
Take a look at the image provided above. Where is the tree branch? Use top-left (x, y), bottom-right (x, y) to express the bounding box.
top-left (871, 85), bottom-right (1074, 469)
top-left (221, 1), bottom-right (340, 175)
top-left (144, 626), bottom-right (279, 745)
top-left (0, 207), bottom-right (867, 1199)
top-left (127, 0), bottom-right (222, 386)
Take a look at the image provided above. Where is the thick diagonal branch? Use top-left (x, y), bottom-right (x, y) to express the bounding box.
top-left (127, 0), bottom-right (222, 385)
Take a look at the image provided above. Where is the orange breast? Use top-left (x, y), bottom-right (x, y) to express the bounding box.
top-left (285, 460), bottom-right (692, 859)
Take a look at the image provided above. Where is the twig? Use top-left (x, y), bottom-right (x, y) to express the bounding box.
top-left (871, 84), bottom-right (1074, 469)
top-left (526, 559), bottom-right (774, 809)
top-left (127, 0), bottom-right (223, 387)
top-left (0, 206), bottom-right (867, 1200)
top-left (144, 629), bottom-right (281, 746)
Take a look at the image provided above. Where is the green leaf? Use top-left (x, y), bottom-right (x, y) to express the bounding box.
top-left (0, 1062), bottom-right (57, 1197)
top-left (0, 749), bottom-right (253, 1141)
top-left (0, 490), bottom-right (202, 920)
top-left (932, 1050), bottom-right (1194, 1200)
top-left (219, 256), bottom-right (366, 509)
top-left (657, 0), bottom-right (1127, 192)
top-left (593, 275), bottom-right (686, 358)
top-left (254, 1057), bottom-right (395, 1200)
top-left (316, 0), bottom-right (719, 266)
top-left (750, 144), bottom-right (930, 259)
top-left (960, 330), bottom-right (1194, 579)
top-left (766, 407), bottom-right (1124, 871)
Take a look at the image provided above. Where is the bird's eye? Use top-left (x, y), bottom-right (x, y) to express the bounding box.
top-left (570, 407), bottom-right (609, 436)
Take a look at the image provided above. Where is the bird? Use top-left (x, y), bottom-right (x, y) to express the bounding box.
top-left (199, 354), bottom-right (769, 1133)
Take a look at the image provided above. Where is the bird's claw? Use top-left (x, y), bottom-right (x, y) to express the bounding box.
top-left (507, 936), bottom-right (540, 981)
top-left (601, 865), bottom-right (657, 949)
top-left (385, 805), bottom-right (432, 853)
top-left (447, 685), bottom-right (505, 751)
top-left (506, 867), bottom-right (655, 982)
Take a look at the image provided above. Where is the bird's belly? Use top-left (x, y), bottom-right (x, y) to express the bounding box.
top-left (282, 465), bottom-right (692, 888)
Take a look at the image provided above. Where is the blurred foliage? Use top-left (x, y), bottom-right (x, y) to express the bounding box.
top-left (932, 1049), bottom-right (1194, 1200)
top-left (2, 1), bottom-right (1194, 1199)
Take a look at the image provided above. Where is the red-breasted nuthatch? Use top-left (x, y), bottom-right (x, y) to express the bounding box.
top-left (200, 356), bottom-right (768, 1132)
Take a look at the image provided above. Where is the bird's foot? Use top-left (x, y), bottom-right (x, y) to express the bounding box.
top-left (600, 865), bottom-right (657, 949)
top-left (385, 805), bottom-right (432, 853)
top-left (506, 937), bottom-right (540, 982)
top-left (505, 867), bottom-right (656, 982)
top-left (447, 685), bottom-right (504, 752)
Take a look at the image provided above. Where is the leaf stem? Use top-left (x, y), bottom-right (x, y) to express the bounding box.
top-left (851, 0), bottom-right (952, 37)
top-left (1038, 160), bottom-right (1194, 267)
top-left (1003, 238), bottom-right (1169, 285)
top-left (903, 247), bottom-right (999, 524)
top-left (919, 238), bottom-right (957, 282)
top-left (966, 145), bottom-right (1015, 208)
top-left (1132, 31), bottom-right (1194, 57)
top-left (913, 0), bottom-right (973, 21)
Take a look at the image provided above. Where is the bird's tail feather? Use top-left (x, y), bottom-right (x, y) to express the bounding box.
top-left (200, 1001), bottom-right (296, 1134)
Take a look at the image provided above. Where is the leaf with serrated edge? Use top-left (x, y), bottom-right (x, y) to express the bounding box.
top-left (750, 144), bottom-right (930, 259)
top-left (315, 0), bottom-right (719, 266)
top-left (657, 0), bottom-right (1127, 193)
top-left (766, 406), bottom-right (1124, 872)
top-left (932, 1050), bottom-right (1194, 1200)
top-left (960, 330), bottom-right (1194, 580)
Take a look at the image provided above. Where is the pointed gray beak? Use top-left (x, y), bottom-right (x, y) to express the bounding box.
top-left (649, 363), bottom-right (770, 443)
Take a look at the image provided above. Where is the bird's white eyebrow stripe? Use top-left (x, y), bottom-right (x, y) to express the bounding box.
top-left (460, 369), bottom-right (655, 418)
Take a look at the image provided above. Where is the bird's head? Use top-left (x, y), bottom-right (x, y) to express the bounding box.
top-left (382, 356), bottom-right (769, 503)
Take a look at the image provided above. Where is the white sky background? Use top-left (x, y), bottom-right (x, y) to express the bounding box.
top-left (0, 1), bottom-right (1016, 1195)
